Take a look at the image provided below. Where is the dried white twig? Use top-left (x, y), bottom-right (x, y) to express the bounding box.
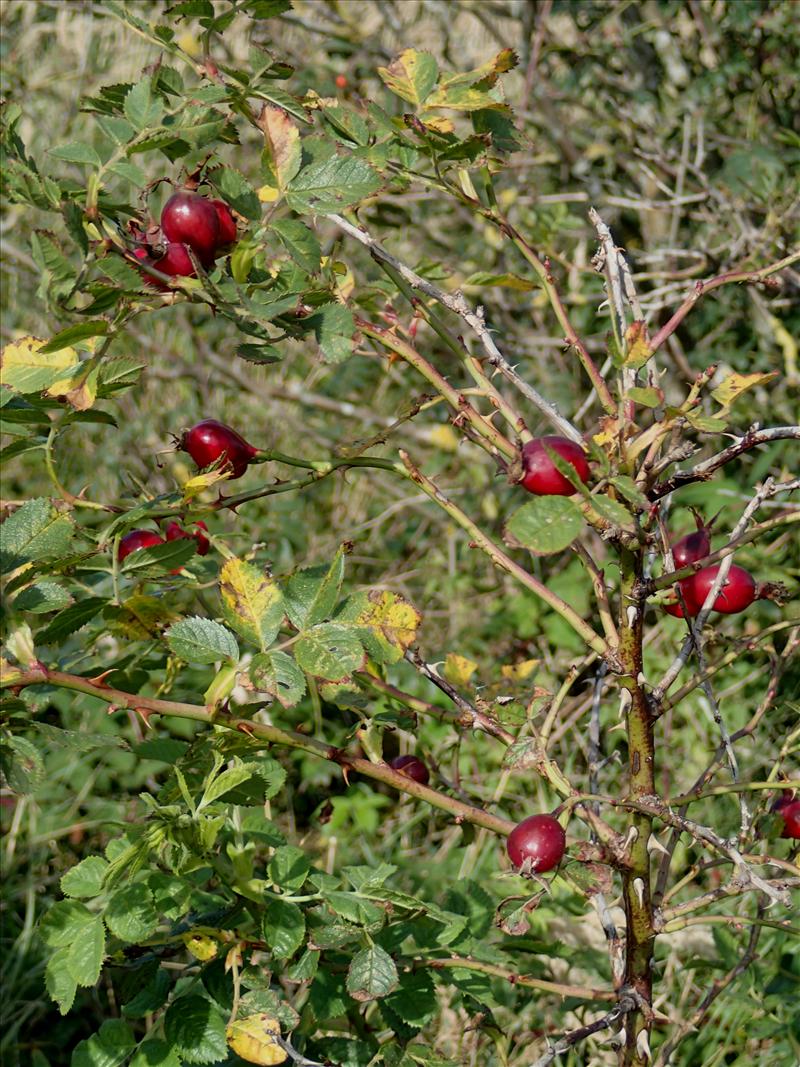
top-left (527, 993), bottom-right (639, 1067)
top-left (328, 213), bottom-right (582, 442)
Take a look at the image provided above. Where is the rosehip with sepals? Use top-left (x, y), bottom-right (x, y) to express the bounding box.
top-left (683, 563), bottom-right (758, 615)
top-left (165, 520), bottom-right (210, 556)
top-left (389, 755), bottom-right (430, 785)
top-left (118, 529), bottom-right (164, 563)
top-left (161, 190), bottom-right (220, 266)
top-left (670, 511), bottom-right (715, 568)
top-left (506, 814), bottom-right (566, 873)
top-left (520, 436), bottom-right (590, 496)
top-left (179, 419), bottom-right (258, 481)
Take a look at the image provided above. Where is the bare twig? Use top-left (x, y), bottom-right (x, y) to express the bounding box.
top-left (527, 992), bottom-right (639, 1067)
top-left (329, 213), bottom-right (582, 441)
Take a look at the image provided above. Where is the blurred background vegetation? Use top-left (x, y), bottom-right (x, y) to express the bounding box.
top-left (1, 2), bottom-right (799, 1065)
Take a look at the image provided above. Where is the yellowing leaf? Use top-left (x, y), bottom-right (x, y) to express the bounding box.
top-left (182, 933), bottom-right (218, 961)
top-left (226, 1015), bottom-right (287, 1066)
top-left (443, 653), bottom-right (478, 687)
top-left (105, 596), bottom-right (179, 640)
top-left (377, 49), bottom-right (439, 107)
top-left (258, 105), bottom-right (301, 193)
top-left (354, 590), bottom-right (421, 661)
top-left (181, 465), bottom-right (233, 501)
top-left (623, 320), bottom-right (652, 369)
top-left (1, 336), bottom-right (78, 395)
top-left (421, 116), bottom-right (454, 134)
top-left (501, 658), bottom-right (539, 681)
top-left (711, 370), bottom-right (779, 408)
top-left (257, 184), bottom-right (279, 203)
top-left (219, 558), bottom-right (285, 650)
top-left (47, 359), bottom-right (100, 411)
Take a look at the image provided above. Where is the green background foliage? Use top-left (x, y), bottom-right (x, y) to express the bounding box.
top-left (1, 3), bottom-right (798, 1067)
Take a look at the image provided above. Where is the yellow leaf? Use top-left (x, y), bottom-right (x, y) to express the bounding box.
top-left (257, 184), bottom-right (279, 203)
top-left (219, 558), bottom-right (284, 649)
top-left (422, 116), bottom-right (454, 134)
top-left (623, 320), bottom-right (652, 369)
top-left (182, 933), bottom-right (218, 961)
top-left (377, 49), bottom-right (439, 107)
top-left (443, 653), bottom-right (478, 687)
top-left (226, 1015), bottom-right (287, 1066)
top-left (501, 658), bottom-right (540, 682)
top-left (258, 105), bottom-right (301, 193)
top-left (181, 465), bottom-right (233, 501)
top-left (354, 590), bottom-right (421, 660)
top-left (1, 336), bottom-right (77, 393)
top-left (176, 31), bottom-right (201, 57)
top-left (711, 370), bottom-right (779, 408)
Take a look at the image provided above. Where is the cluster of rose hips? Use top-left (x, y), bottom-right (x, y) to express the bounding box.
top-left (664, 515), bottom-right (763, 618)
top-left (115, 420), bottom-right (258, 567)
top-left (133, 188), bottom-right (237, 286)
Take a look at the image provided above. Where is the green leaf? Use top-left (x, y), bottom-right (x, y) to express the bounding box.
top-left (134, 738), bottom-right (189, 763)
top-left (609, 476), bottom-right (649, 508)
top-left (50, 142), bottom-right (101, 167)
top-left (0, 498), bottom-right (74, 571)
top-left (1, 734), bottom-right (45, 794)
top-left (105, 883), bottom-right (159, 941)
top-left (66, 916), bottom-right (105, 986)
top-left (286, 156), bottom-right (380, 214)
top-left (285, 544), bottom-right (346, 628)
top-left (378, 50), bottom-right (439, 107)
top-left (39, 321), bottom-right (109, 354)
top-left (45, 946), bottom-right (77, 1014)
top-left (294, 623), bottom-right (365, 681)
top-left (163, 995), bottom-right (228, 1064)
top-left (262, 898), bottom-right (305, 959)
top-left (72, 1021), bottom-right (135, 1067)
top-left (40, 901), bottom-right (95, 948)
top-left (129, 1040), bottom-right (181, 1067)
top-left (165, 617), bottom-right (240, 664)
top-left (268, 845), bottom-right (310, 892)
top-left (208, 167), bottom-right (261, 220)
top-left (122, 968), bottom-right (171, 1018)
top-left (383, 971), bottom-right (436, 1027)
top-left (123, 78), bottom-right (163, 130)
top-left (199, 760), bottom-right (254, 808)
top-left (219, 558), bottom-right (285, 651)
top-left (626, 386), bottom-right (662, 408)
top-left (305, 302), bottom-right (355, 363)
top-left (270, 218), bottom-right (321, 273)
top-left (60, 856), bottom-right (109, 899)
top-left (589, 494), bottom-right (635, 529)
top-left (249, 650), bottom-right (307, 708)
top-left (235, 343), bottom-right (282, 364)
top-left (35, 597), bottom-right (107, 645)
top-left (13, 581), bottom-right (73, 614)
top-left (346, 945), bottom-right (398, 1002)
top-left (504, 497), bottom-right (582, 555)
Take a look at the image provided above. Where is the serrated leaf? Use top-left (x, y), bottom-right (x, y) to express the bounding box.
top-left (286, 156), bottom-right (380, 214)
top-left (235, 343), bottom-right (283, 364)
top-left (226, 1015), bottom-right (287, 1066)
top-left (60, 856), bottom-right (109, 899)
top-left (123, 78), bottom-right (163, 130)
top-left (0, 336), bottom-right (79, 395)
top-left (609, 476), bottom-right (649, 508)
top-left (129, 1040), bottom-right (181, 1067)
top-left (35, 596), bottom-right (107, 645)
top-left (505, 497), bottom-right (582, 555)
top-left (711, 370), bottom-right (779, 407)
top-left (1, 734), bottom-right (46, 794)
top-left (249, 650), bottom-right (306, 708)
top-left (105, 883), bottom-right (159, 941)
top-left (268, 845), bottom-right (309, 892)
top-left (443, 653), bottom-right (478, 687)
top-left (0, 498), bottom-right (74, 571)
top-left (338, 590), bottom-right (421, 664)
top-left (305, 302), bottom-right (355, 364)
top-left (219, 558), bottom-right (285, 651)
top-left (262, 898), bottom-right (305, 960)
top-left (72, 1021), bottom-right (136, 1067)
top-left (294, 623), bottom-right (365, 681)
top-left (164, 995), bottom-right (228, 1064)
top-left (166, 617), bottom-right (239, 664)
top-left (622, 320), bottom-right (652, 368)
top-left (270, 219), bottom-right (321, 273)
top-left (50, 142), bottom-right (101, 167)
top-left (66, 915), bottom-right (105, 987)
top-left (40, 321), bottom-right (109, 354)
top-left (383, 971), bottom-right (436, 1027)
top-left (588, 494), bottom-right (635, 529)
top-left (378, 50), bottom-right (439, 107)
top-left (46, 946), bottom-right (77, 1014)
top-left (346, 945), bottom-right (398, 1002)
top-left (200, 760), bottom-right (254, 808)
top-left (284, 549), bottom-right (345, 629)
top-left (626, 386), bottom-right (662, 408)
top-left (258, 105), bottom-right (301, 192)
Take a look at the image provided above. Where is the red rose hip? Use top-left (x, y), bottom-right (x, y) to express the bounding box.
top-left (773, 795), bottom-right (800, 840)
top-left (179, 420), bottom-right (258, 480)
top-left (161, 191), bottom-right (219, 265)
top-left (520, 436), bottom-right (590, 496)
top-left (118, 529), bottom-right (164, 563)
top-left (670, 513), bottom-right (713, 568)
top-left (389, 755), bottom-right (430, 785)
top-left (210, 199), bottom-right (237, 250)
top-left (165, 520), bottom-right (210, 556)
top-left (683, 564), bottom-right (757, 615)
top-left (506, 814), bottom-right (566, 873)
